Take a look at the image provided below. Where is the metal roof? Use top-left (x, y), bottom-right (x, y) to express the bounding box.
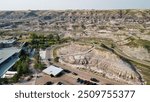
top-left (43, 65), bottom-right (63, 76)
top-left (0, 57), bottom-right (19, 77)
top-left (0, 47), bottom-right (20, 64)
top-left (0, 39), bottom-right (16, 44)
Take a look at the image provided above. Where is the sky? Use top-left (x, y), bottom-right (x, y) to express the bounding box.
top-left (0, 0), bottom-right (149, 10)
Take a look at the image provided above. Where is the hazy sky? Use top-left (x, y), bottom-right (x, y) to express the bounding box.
top-left (0, 0), bottom-right (149, 10)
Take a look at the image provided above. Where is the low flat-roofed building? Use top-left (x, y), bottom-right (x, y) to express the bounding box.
top-left (39, 48), bottom-right (51, 60)
top-left (2, 71), bottom-right (17, 78)
top-left (39, 50), bottom-right (46, 60)
top-left (0, 47), bottom-right (20, 77)
top-left (43, 65), bottom-right (63, 77)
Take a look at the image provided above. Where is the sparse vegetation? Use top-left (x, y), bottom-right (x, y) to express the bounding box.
top-left (126, 37), bottom-right (150, 52)
top-left (34, 53), bottom-right (45, 70)
top-left (29, 33), bottom-right (74, 49)
top-left (11, 50), bottom-right (30, 82)
top-left (0, 50), bottom-right (30, 84)
top-left (0, 10), bottom-right (150, 85)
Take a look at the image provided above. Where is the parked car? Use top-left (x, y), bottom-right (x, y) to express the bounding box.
top-left (57, 82), bottom-right (64, 85)
top-left (64, 69), bottom-right (71, 73)
top-left (72, 72), bottom-right (78, 76)
top-left (44, 81), bottom-right (53, 85)
top-left (92, 83), bottom-right (97, 85)
top-left (90, 78), bottom-right (99, 82)
top-left (77, 78), bottom-right (81, 82)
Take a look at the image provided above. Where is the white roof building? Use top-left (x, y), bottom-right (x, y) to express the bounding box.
top-left (0, 47), bottom-right (20, 77)
top-left (42, 65), bottom-right (63, 76)
top-left (2, 71), bottom-right (17, 78)
top-left (39, 50), bottom-right (46, 60)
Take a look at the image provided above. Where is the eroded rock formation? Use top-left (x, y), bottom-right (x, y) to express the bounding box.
top-left (57, 43), bottom-right (142, 84)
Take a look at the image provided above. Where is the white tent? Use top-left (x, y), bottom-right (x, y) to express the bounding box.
top-left (43, 65), bottom-right (63, 76)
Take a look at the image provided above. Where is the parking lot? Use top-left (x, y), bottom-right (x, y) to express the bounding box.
top-left (35, 61), bottom-right (124, 85)
top-left (35, 72), bottom-right (79, 85)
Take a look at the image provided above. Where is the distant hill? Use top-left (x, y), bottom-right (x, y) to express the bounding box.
top-left (0, 10), bottom-right (149, 40)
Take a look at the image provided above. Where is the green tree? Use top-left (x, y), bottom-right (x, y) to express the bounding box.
top-left (47, 34), bottom-right (54, 40)
top-left (11, 74), bottom-right (19, 83)
top-left (30, 33), bottom-right (38, 39)
top-left (54, 57), bottom-right (59, 62)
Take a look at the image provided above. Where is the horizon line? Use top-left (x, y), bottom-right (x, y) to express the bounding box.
top-left (0, 8), bottom-right (149, 11)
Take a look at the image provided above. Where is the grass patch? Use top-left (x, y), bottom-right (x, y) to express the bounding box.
top-left (133, 63), bottom-right (150, 85)
top-left (18, 38), bottom-right (31, 42)
top-left (126, 37), bottom-right (150, 52)
top-left (139, 39), bottom-right (150, 52)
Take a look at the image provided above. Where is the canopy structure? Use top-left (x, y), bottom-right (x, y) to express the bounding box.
top-left (43, 65), bottom-right (63, 77)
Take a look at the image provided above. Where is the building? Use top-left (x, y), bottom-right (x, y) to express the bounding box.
top-left (39, 48), bottom-right (51, 60)
top-left (39, 50), bottom-right (47, 60)
top-left (2, 71), bottom-right (17, 78)
top-left (0, 47), bottom-right (20, 78)
top-left (0, 39), bottom-right (25, 78)
top-left (0, 39), bottom-right (16, 48)
top-left (42, 65), bottom-right (63, 77)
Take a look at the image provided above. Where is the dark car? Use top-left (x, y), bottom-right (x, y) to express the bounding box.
top-left (77, 78), bottom-right (81, 82)
top-left (92, 83), bottom-right (98, 85)
top-left (44, 81), bottom-right (53, 85)
top-left (64, 69), bottom-right (71, 73)
top-left (72, 72), bottom-right (78, 76)
top-left (80, 80), bottom-right (84, 84)
top-left (57, 82), bottom-right (64, 85)
top-left (90, 78), bottom-right (99, 82)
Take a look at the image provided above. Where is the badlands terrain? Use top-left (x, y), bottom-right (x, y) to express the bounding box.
top-left (0, 10), bottom-right (150, 84)
top-left (56, 43), bottom-right (142, 84)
